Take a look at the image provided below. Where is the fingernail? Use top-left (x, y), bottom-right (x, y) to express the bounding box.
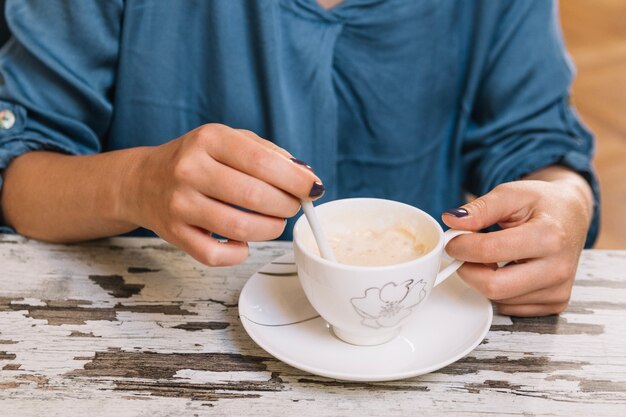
top-left (309, 181), bottom-right (325, 199)
top-left (443, 207), bottom-right (469, 217)
top-left (290, 158), bottom-right (315, 173)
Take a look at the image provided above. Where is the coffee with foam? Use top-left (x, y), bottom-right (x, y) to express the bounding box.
top-left (294, 198), bottom-right (470, 346)
top-left (321, 222), bottom-right (427, 267)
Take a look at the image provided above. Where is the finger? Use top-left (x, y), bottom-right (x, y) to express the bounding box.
top-left (187, 157), bottom-right (301, 219)
top-left (445, 218), bottom-right (562, 264)
top-left (173, 224), bottom-right (249, 266)
top-left (200, 125), bottom-right (325, 200)
top-left (237, 129), bottom-right (294, 160)
top-left (495, 302), bottom-right (569, 317)
top-left (457, 259), bottom-right (565, 301)
top-left (496, 280), bottom-right (572, 306)
top-left (180, 192), bottom-right (286, 242)
top-left (230, 129), bottom-right (319, 195)
top-left (237, 130), bottom-right (317, 175)
top-left (441, 183), bottom-right (537, 231)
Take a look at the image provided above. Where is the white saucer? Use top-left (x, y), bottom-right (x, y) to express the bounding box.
top-left (239, 253), bottom-right (493, 382)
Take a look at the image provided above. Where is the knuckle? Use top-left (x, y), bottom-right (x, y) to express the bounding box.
top-left (474, 237), bottom-right (495, 260)
top-left (556, 288), bottom-right (572, 304)
top-left (248, 148), bottom-right (271, 172)
top-left (444, 239), bottom-right (461, 258)
top-left (197, 123), bottom-right (221, 138)
top-left (553, 262), bottom-right (575, 284)
top-left (268, 219), bottom-right (287, 240)
top-left (551, 302), bottom-right (569, 315)
top-left (203, 248), bottom-right (224, 267)
top-left (172, 158), bottom-right (194, 182)
top-left (495, 303), bottom-right (514, 316)
top-left (238, 129), bottom-right (258, 139)
top-left (492, 183), bottom-right (508, 194)
top-left (542, 220), bottom-right (567, 253)
top-left (484, 279), bottom-right (505, 300)
top-left (491, 182), bottom-right (514, 200)
top-left (467, 197), bottom-right (490, 219)
top-left (168, 223), bottom-right (187, 242)
top-left (228, 215), bottom-right (252, 241)
top-left (167, 191), bottom-right (187, 216)
top-left (470, 197), bottom-right (489, 212)
top-left (269, 196), bottom-right (301, 219)
top-left (542, 231), bottom-right (562, 254)
top-left (195, 124), bottom-right (226, 150)
top-left (241, 184), bottom-right (264, 209)
top-left (192, 125), bottom-right (213, 144)
top-left (284, 199), bottom-right (302, 218)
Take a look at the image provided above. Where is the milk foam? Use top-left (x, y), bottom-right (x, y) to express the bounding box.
top-left (327, 222), bottom-right (427, 267)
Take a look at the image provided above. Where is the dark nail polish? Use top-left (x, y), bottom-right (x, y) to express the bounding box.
top-left (444, 207), bottom-right (469, 217)
top-left (309, 181), bottom-right (325, 198)
top-left (290, 158), bottom-right (315, 172)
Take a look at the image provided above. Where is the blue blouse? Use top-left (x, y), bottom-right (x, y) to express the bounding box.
top-left (0, 0), bottom-right (599, 245)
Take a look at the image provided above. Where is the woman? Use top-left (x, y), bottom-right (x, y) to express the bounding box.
top-left (0, 0), bottom-right (598, 317)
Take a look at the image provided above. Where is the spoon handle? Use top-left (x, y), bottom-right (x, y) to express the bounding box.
top-left (300, 200), bottom-right (336, 262)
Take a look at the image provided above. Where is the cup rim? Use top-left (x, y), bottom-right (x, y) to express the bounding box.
top-left (293, 198), bottom-right (445, 271)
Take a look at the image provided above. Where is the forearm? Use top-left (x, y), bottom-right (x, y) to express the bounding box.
top-left (0, 148), bottom-right (150, 242)
top-left (522, 165), bottom-right (594, 224)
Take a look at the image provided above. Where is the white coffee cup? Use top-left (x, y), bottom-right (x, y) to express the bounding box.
top-left (293, 198), bottom-right (471, 346)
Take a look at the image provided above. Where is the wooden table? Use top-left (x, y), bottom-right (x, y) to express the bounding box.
top-left (0, 234), bottom-right (624, 416)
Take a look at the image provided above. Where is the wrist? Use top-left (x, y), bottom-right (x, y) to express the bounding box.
top-left (110, 146), bottom-right (154, 227)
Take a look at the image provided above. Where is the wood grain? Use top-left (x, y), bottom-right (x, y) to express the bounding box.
top-left (0, 235), bottom-right (624, 416)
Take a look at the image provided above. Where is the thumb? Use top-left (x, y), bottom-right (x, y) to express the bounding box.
top-left (441, 185), bottom-right (533, 231)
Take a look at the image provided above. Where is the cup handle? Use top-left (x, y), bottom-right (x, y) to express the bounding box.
top-left (434, 229), bottom-right (473, 287)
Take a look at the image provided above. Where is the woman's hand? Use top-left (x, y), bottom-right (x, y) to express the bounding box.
top-left (120, 124), bottom-right (323, 267)
top-left (442, 166), bottom-right (594, 317)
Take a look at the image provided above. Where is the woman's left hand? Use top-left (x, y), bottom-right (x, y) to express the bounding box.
top-left (442, 166), bottom-right (594, 317)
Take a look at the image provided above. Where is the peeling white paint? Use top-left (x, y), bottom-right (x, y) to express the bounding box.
top-left (0, 235), bottom-right (624, 416)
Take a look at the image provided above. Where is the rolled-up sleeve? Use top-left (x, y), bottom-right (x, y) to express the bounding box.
top-left (0, 0), bottom-right (122, 232)
top-left (462, 1), bottom-right (600, 247)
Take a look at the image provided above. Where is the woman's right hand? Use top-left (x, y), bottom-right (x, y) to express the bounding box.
top-left (119, 124), bottom-right (323, 266)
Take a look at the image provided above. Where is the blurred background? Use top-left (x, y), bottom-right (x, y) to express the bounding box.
top-left (0, 0), bottom-right (624, 248)
top-left (560, 0), bottom-right (626, 248)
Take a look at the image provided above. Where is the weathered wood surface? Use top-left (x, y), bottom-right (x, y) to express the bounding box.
top-left (0, 234), bottom-right (624, 416)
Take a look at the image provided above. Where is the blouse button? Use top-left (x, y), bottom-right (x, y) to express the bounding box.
top-left (0, 110), bottom-right (16, 130)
